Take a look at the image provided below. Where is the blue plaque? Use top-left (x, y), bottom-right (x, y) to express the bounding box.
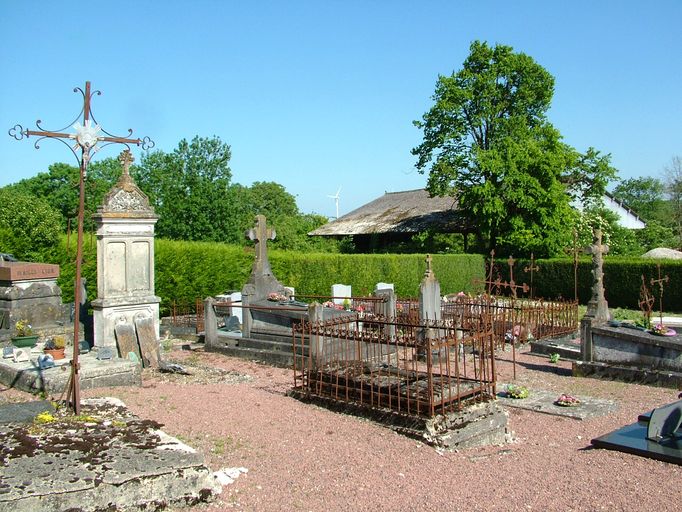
top-left (96, 347), bottom-right (114, 360)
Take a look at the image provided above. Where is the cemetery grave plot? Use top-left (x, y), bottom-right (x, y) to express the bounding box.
top-left (293, 315), bottom-right (496, 418)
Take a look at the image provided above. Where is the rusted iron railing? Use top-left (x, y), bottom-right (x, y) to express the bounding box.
top-left (167, 298), bottom-right (204, 333)
top-left (292, 313), bottom-right (496, 419)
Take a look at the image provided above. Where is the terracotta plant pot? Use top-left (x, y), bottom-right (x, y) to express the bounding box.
top-left (11, 335), bottom-right (39, 348)
top-left (44, 348), bottom-right (65, 360)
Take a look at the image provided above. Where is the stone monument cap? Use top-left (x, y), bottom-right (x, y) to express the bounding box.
top-left (0, 261), bottom-right (59, 282)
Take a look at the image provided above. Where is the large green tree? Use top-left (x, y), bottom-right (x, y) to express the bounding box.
top-left (134, 136), bottom-right (234, 241)
top-left (612, 176), bottom-right (669, 223)
top-left (412, 41), bottom-right (616, 256)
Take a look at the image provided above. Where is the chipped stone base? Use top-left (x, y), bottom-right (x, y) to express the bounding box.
top-left (0, 349), bottom-right (141, 394)
top-left (289, 391), bottom-right (511, 451)
top-left (0, 398), bottom-right (221, 512)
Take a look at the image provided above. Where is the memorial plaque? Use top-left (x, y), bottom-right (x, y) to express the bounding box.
top-left (13, 349), bottom-right (29, 363)
top-left (3, 346), bottom-right (14, 359)
top-left (0, 261), bottom-right (59, 282)
top-left (115, 323), bottom-right (140, 361)
top-left (135, 316), bottom-right (160, 368)
top-left (79, 341), bottom-right (90, 354)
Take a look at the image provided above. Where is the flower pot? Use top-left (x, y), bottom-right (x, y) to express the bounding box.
top-left (11, 335), bottom-right (39, 348)
top-left (44, 348), bottom-right (65, 360)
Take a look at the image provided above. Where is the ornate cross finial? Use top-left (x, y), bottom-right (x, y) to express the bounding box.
top-left (246, 215), bottom-right (276, 276)
top-left (119, 149), bottom-right (134, 176)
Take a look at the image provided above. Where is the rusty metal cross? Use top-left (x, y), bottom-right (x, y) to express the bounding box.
top-left (523, 253), bottom-right (540, 299)
top-left (8, 81), bottom-right (153, 414)
top-left (650, 264), bottom-right (670, 329)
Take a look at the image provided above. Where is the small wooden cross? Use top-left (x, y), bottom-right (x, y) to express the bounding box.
top-left (523, 253), bottom-right (540, 299)
top-left (247, 214), bottom-right (276, 275)
top-left (650, 264), bottom-right (670, 328)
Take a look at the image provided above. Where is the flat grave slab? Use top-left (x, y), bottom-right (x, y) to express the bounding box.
top-left (0, 397), bottom-right (222, 512)
top-left (496, 384), bottom-right (618, 420)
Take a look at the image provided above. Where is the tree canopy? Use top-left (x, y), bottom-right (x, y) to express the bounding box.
top-left (412, 41), bottom-right (616, 257)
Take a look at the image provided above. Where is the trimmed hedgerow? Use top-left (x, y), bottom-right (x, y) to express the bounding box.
top-left (509, 256), bottom-right (682, 312)
top-left (38, 237), bottom-right (485, 315)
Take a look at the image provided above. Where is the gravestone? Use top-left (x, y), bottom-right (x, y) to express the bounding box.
top-left (91, 150), bottom-right (161, 353)
top-left (375, 282), bottom-right (394, 292)
top-left (581, 229), bottom-right (611, 361)
top-left (241, 215), bottom-right (300, 339)
top-left (135, 316), bottom-right (160, 368)
top-left (0, 260), bottom-right (67, 339)
top-left (114, 323), bottom-right (140, 361)
top-left (332, 284), bottom-right (352, 305)
top-left (418, 255), bottom-right (442, 360)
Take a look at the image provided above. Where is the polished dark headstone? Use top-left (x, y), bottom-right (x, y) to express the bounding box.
top-left (592, 401), bottom-right (682, 465)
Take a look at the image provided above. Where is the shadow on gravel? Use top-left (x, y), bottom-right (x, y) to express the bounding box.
top-left (507, 359), bottom-right (573, 377)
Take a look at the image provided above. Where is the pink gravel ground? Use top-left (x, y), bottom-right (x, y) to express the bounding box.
top-left (3, 344), bottom-right (681, 511)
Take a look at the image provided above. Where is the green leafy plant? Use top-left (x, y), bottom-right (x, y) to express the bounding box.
top-left (15, 319), bottom-right (33, 336)
top-left (549, 353), bottom-right (560, 364)
top-left (505, 384), bottom-right (529, 399)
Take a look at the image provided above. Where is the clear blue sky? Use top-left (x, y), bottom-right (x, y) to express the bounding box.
top-left (1, 1), bottom-right (680, 218)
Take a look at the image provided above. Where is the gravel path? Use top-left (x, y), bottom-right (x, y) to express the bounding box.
top-left (2, 343), bottom-right (680, 511)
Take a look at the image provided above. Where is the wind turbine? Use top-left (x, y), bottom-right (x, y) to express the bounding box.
top-left (328, 186), bottom-right (341, 220)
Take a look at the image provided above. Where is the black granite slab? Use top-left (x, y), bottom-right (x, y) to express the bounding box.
top-left (591, 421), bottom-right (682, 465)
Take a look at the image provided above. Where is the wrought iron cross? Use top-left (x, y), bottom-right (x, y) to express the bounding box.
top-left (523, 253), bottom-right (540, 299)
top-left (639, 275), bottom-right (655, 327)
top-left (8, 81), bottom-right (153, 414)
top-left (650, 264), bottom-right (670, 329)
top-left (246, 214), bottom-right (276, 276)
top-left (506, 255), bottom-right (529, 299)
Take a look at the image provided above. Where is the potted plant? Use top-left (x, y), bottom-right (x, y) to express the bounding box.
top-left (11, 319), bottom-right (39, 348)
top-left (44, 336), bottom-right (66, 360)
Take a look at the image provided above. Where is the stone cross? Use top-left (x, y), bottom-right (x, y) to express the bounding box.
top-left (424, 254), bottom-right (434, 278)
top-left (583, 228), bottom-right (610, 322)
top-left (246, 215), bottom-right (276, 276)
top-left (119, 149), bottom-right (134, 176)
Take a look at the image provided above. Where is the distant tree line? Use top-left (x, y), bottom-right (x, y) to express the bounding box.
top-left (0, 135), bottom-right (339, 260)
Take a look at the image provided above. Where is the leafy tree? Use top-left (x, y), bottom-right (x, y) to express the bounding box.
top-left (412, 41), bottom-right (616, 257)
top-left (134, 136), bottom-right (234, 241)
top-left (612, 177), bottom-right (669, 223)
top-left (3, 158), bottom-right (121, 231)
top-left (0, 189), bottom-right (62, 260)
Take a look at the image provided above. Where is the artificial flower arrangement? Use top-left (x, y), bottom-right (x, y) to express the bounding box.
top-left (650, 323), bottom-right (676, 336)
top-left (555, 394), bottom-right (581, 407)
top-left (267, 292), bottom-right (288, 302)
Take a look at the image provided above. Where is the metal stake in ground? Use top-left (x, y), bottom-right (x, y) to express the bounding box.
top-left (8, 81), bottom-right (153, 414)
top-left (650, 264), bottom-right (670, 329)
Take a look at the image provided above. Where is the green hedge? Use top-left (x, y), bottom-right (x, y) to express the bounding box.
top-left (509, 257), bottom-right (682, 312)
top-left (41, 237), bottom-right (485, 315)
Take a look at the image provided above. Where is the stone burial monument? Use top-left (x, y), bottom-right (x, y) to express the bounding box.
top-left (91, 150), bottom-right (161, 367)
top-left (0, 259), bottom-right (67, 340)
top-left (204, 215), bottom-right (351, 366)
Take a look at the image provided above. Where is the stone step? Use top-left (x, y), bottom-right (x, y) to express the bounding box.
top-left (207, 343), bottom-right (306, 369)
top-left (528, 338), bottom-right (581, 361)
